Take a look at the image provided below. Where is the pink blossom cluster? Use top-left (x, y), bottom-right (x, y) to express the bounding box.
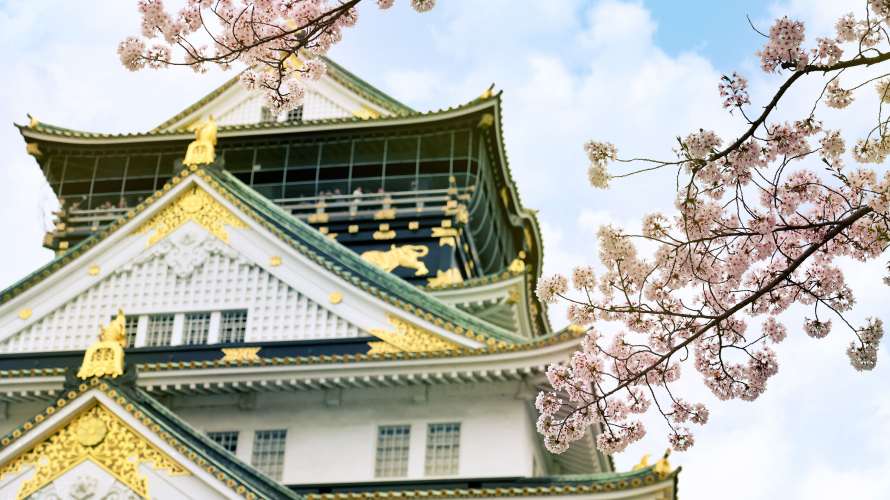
top-left (718, 72), bottom-right (750, 110)
top-left (583, 140), bottom-right (617, 189)
top-left (847, 318), bottom-right (884, 371)
top-left (824, 80), bottom-right (854, 109)
top-left (538, 116), bottom-right (890, 454)
top-left (122, 0), bottom-right (436, 116)
top-left (756, 17), bottom-right (808, 73)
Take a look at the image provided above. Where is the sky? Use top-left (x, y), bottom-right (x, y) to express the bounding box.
top-left (1, 0), bottom-right (889, 498)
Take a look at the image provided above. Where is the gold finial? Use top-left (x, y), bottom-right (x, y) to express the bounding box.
top-left (27, 114), bottom-right (39, 128)
top-left (652, 449), bottom-right (672, 475)
top-left (631, 454), bottom-right (651, 471)
top-left (183, 115), bottom-right (217, 166)
top-left (480, 83), bottom-right (495, 100)
top-left (76, 309), bottom-right (128, 379)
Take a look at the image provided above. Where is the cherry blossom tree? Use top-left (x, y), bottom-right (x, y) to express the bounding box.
top-left (535, 1), bottom-right (890, 456)
top-left (118, 0), bottom-right (435, 115)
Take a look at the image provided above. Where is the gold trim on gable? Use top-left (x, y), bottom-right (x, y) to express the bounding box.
top-left (132, 185), bottom-right (249, 247)
top-left (0, 403), bottom-right (188, 500)
top-left (367, 314), bottom-right (461, 353)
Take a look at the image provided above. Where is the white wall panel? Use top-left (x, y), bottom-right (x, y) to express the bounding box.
top-left (0, 254), bottom-right (363, 353)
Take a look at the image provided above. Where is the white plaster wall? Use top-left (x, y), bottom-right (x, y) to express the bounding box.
top-left (176, 382), bottom-right (537, 484)
top-left (0, 253), bottom-right (363, 353)
top-left (216, 89), bottom-right (351, 126)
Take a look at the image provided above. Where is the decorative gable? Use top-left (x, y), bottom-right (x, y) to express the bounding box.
top-left (0, 224), bottom-right (365, 353)
top-left (0, 402), bottom-right (187, 500)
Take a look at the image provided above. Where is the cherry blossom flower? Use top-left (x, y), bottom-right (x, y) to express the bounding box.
top-left (718, 72), bottom-right (750, 110)
top-left (756, 17), bottom-right (808, 73)
top-left (825, 80), bottom-right (854, 109)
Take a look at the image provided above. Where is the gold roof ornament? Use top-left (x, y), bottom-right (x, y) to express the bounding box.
top-left (631, 454), bottom-right (651, 471)
top-left (652, 449), bottom-right (672, 475)
top-left (183, 115), bottom-right (217, 166)
top-left (508, 258), bottom-right (526, 274)
top-left (76, 310), bottom-right (128, 379)
top-left (361, 244), bottom-right (429, 276)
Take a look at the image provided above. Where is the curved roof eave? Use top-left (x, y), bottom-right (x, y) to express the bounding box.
top-left (16, 96), bottom-right (499, 147)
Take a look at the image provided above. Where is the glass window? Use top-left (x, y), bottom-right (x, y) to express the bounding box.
top-left (287, 145), bottom-right (320, 168)
top-left (224, 149), bottom-right (256, 173)
top-left (208, 431), bottom-right (239, 454)
top-left (125, 316), bottom-right (139, 348)
top-left (453, 130), bottom-right (471, 159)
top-left (425, 423), bottom-right (460, 476)
top-left (146, 315), bottom-right (175, 347)
top-left (376, 425), bottom-right (411, 478)
top-left (420, 133), bottom-right (452, 160)
top-left (255, 147), bottom-right (287, 171)
top-left (320, 142), bottom-right (352, 166)
top-left (252, 430), bottom-right (287, 481)
top-left (220, 310), bottom-right (247, 343)
top-left (287, 106), bottom-right (303, 122)
top-left (183, 312), bottom-right (210, 345)
top-left (126, 155), bottom-right (160, 178)
top-left (353, 140), bottom-right (385, 164)
top-left (261, 107), bottom-right (275, 123)
top-left (96, 156), bottom-right (126, 179)
top-left (64, 156), bottom-right (96, 181)
top-left (387, 137), bottom-right (418, 162)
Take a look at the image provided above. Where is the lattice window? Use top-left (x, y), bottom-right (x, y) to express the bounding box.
top-left (252, 430), bottom-right (287, 481)
top-left (123, 316), bottom-right (139, 348)
top-left (425, 423), bottom-right (460, 476)
top-left (220, 310), bottom-right (248, 343)
top-left (183, 312), bottom-right (210, 345)
top-left (146, 315), bottom-right (174, 347)
top-left (208, 431), bottom-right (239, 454)
top-left (376, 425), bottom-right (411, 478)
top-left (287, 106), bottom-right (303, 122)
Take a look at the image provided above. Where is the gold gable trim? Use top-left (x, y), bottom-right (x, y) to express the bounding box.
top-left (367, 313), bottom-right (461, 353)
top-left (0, 403), bottom-right (189, 500)
top-left (132, 185), bottom-right (249, 247)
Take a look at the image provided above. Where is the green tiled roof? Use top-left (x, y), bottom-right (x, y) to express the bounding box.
top-left (151, 54), bottom-right (413, 132)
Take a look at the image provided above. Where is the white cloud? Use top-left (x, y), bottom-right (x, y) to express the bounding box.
top-left (383, 69), bottom-right (449, 102)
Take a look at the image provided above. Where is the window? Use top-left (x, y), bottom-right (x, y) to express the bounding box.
top-left (287, 106), bottom-right (303, 122)
top-left (261, 107), bottom-right (275, 123)
top-left (375, 425), bottom-right (411, 478)
top-left (124, 316), bottom-right (139, 348)
top-left (183, 312), bottom-right (210, 345)
top-left (425, 423), bottom-right (460, 476)
top-left (146, 315), bottom-right (174, 347)
top-left (208, 431), bottom-right (239, 454)
top-left (252, 430), bottom-right (287, 481)
top-left (220, 310), bottom-right (248, 343)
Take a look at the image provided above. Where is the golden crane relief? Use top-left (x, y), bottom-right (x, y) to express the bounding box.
top-left (183, 115), bottom-right (217, 166)
top-left (76, 309), bottom-right (128, 379)
top-left (0, 404), bottom-right (188, 500)
top-left (361, 244), bottom-right (430, 276)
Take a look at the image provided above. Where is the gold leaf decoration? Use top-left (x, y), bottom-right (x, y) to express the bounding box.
top-left (427, 268), bottom-right (462, 287)
top-left (367, 313), bottom-right (461, 353)
top-left (220, 347), bottom-right (261, 361)
top-left (0, 403), bottom-right (188, 500)
top-left (132, 186), bottom-right (249, 247)
top-left (361, 245), bottom-right (429, 276)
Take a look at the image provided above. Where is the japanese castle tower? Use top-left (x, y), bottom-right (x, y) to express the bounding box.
top-left (0, 56), bottom-right (679, 500)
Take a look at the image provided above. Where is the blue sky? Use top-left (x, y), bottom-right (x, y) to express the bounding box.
top-left (1, 0), bottom-right (887, 498)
